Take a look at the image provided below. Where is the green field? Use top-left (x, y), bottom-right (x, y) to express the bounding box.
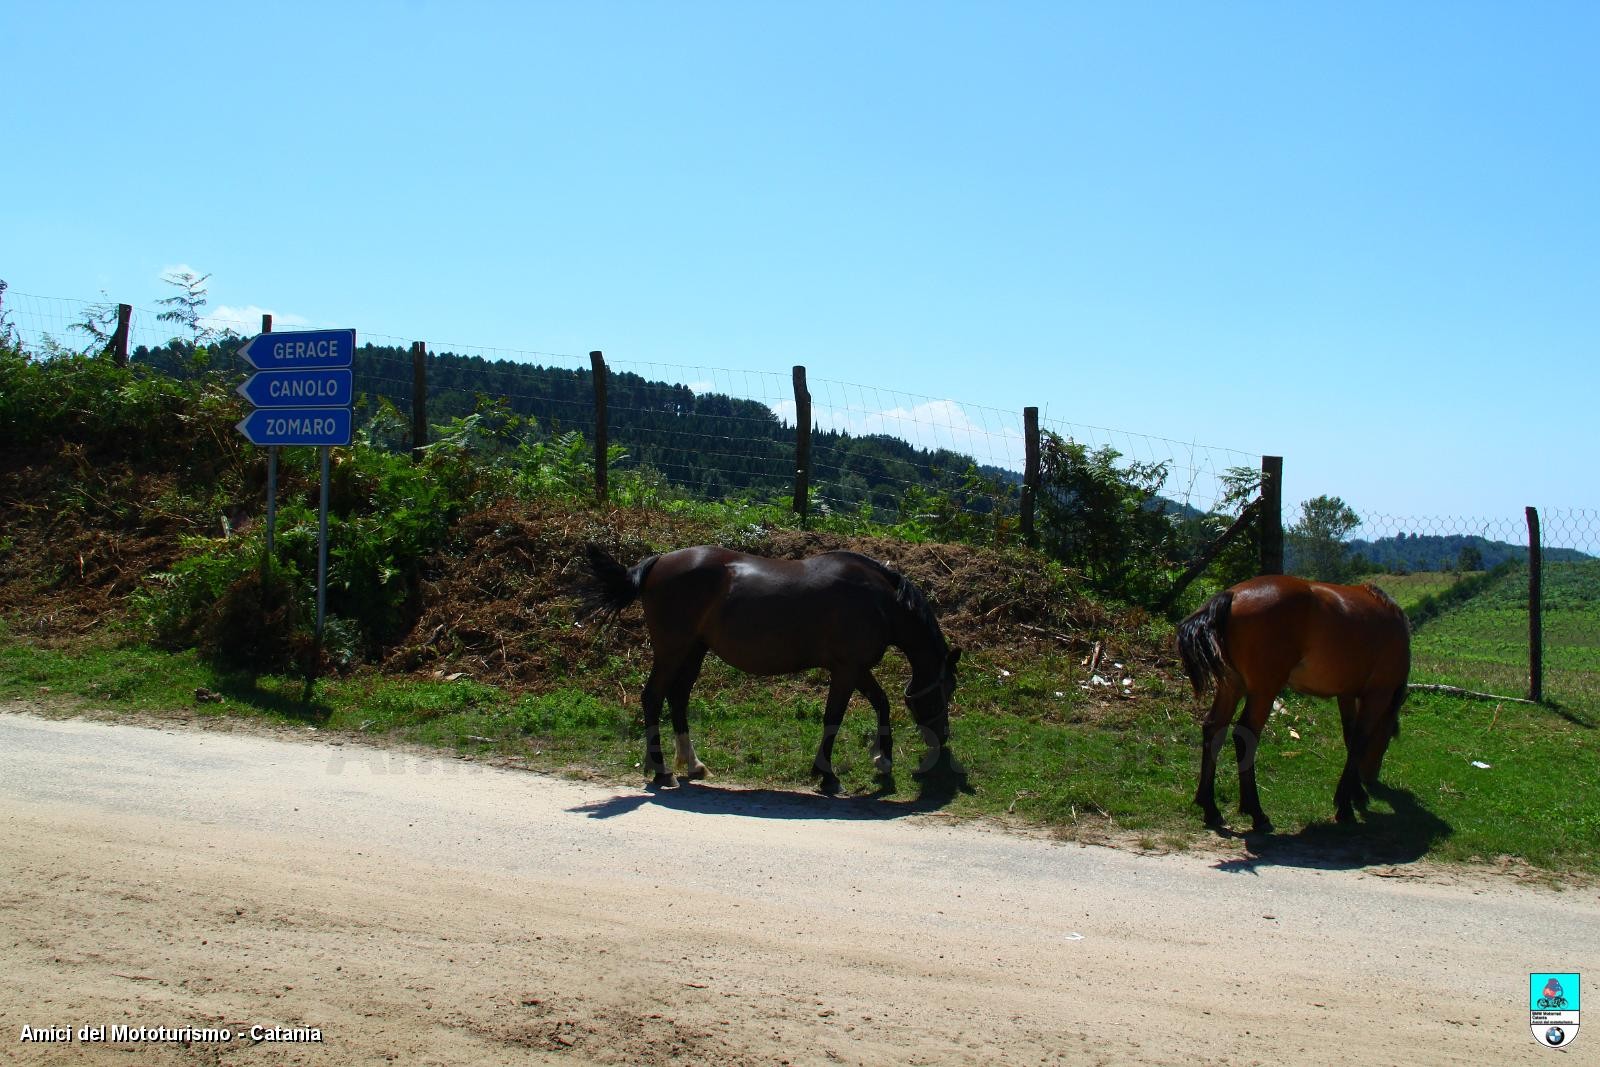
top-left (1367, 570), bottom-right (1470, 611)
top-left (1402, 561), bottom-right (1600, 711)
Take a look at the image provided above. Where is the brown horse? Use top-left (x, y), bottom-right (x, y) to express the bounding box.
top-left (1177, 575), bottom-right (1410, 831)
top-left (581, 544), bottom-right (962, 794)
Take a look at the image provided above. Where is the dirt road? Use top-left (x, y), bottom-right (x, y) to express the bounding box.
top-left (1, 707), bottom-right (1593, 1065)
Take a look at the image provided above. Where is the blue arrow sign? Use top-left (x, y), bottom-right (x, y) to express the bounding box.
top-left (236, 408), bottom-right (353, 446)
top-left (238, 329), bottom-right (356, 370)
top-left (236, 369), bottom-right (353, 408)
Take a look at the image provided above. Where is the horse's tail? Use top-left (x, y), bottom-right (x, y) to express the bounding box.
top-left (1386, 685), bottom-right (1406, 739)
top-left (1176, 590), bottom-right (1232, 699)
top-left (578, 544), bottom-right (658, 622)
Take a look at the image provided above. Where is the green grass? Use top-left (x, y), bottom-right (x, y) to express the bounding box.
top-left (1367, 571), bottom-right (1470, 611)
top-left (1406, 560), bottom-right (1600, 712)
top-left (4, 618), bottom-right (1597, 879)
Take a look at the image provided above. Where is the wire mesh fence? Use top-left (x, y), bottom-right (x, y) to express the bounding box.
top-left (1039, 412), bottom-right (1258, 522)
top-left (4, 290), bottom-right (176, 356)
top-left (11, 287), bottom-right (1596, 570)
top-left (1348, 509), bottom-right (1600, 569)
top-left (1344, 507), bottom-right (1599, 709)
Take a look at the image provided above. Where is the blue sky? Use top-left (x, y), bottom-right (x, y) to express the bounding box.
top-left (6, 2), bottom-right (1596, 529)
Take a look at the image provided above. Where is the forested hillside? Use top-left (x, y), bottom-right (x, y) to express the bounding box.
top-left (1346, 533), bottom-right (1589, 573)
top-left (132, 339), bottom-right (1016, 520)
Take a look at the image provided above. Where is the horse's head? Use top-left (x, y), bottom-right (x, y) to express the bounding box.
top-left (905, 646), bottom-right (961, 742)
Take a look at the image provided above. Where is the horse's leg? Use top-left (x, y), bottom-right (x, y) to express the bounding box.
top-left (811, 673), bottom-right (856, 796)
top-left (1333, 695), bottom-right (1368, 822)
top-left (1233, 691), bottom-right (1275, 833)
top-left (857, 673), bottom-right (894, 776)
top-left (1195, 679), bottom-right (1240, 826)
top-left (640, 661), bottom-right (676, 787)
top-left (668, 645), bottom-right (710, 780)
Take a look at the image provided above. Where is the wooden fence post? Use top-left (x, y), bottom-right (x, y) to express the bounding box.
top-left (591, 351), bottom-right (608, 502)
top-left (1260, 455), bottom-right (1284, 575)
top-left (1021, 407), bottom-right (1040, 549)
top-left (1158, 499), bottom-right (1263, 612)
top-left (411, 341), bottom-right (428, 461)
top-left (792, 365), bottom-right (811, 526)
top-left (111, 303), bottom-right (132, 368)
top-left (1527, 506), bottom-right (1543, 703)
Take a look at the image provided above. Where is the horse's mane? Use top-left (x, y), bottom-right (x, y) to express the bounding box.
top-left (846, 553), bottom-right (947, 656)
top-left (1362, 582), bottom-right (1403, 614)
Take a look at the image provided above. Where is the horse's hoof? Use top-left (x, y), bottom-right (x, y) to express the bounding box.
top-left (816, 774), bottom-right (842, 796)
top-left (1249, 818), bottom-right (1274, 834)
top-left (649, 771), bottom-right (676, 788)
top-left (1334, 806), bottom-right (1357, 824)
top-left (1200, 809), bottom-right (1225, 828)
top-left (872, 755), bottom-right (893, 775)
top-left (681, 762), bottom-right (710, 781)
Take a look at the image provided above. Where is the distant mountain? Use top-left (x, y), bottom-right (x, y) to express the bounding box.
top-left (1341, 533), bottom-right (1591, 573)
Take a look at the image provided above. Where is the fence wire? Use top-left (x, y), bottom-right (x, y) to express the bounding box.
top-left (1339, 508), bottom-right (1598, 709)
top-left (1349, 510), bottom-right (1600, 566)
top-left (1039, 412), bottom-right (1257, 520)
top-left (21, 289), bottom-right (1594, 549)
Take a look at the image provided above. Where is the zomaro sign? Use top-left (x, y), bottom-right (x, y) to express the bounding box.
top-left (235, 407), bottom-right (353, 447)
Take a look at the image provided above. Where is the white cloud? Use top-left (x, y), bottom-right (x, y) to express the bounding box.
top-left (205, 304), bottom-right (311, 334)
top-left (782, 397), bottom-right (1027, 471)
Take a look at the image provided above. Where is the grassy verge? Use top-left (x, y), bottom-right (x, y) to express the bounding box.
top-left (4, 620), bottom-right (1595, 880)
top-left (1366, 570), bottom-right (1471, 611)
top-left (1405, 560), bottom-right (1600, 713)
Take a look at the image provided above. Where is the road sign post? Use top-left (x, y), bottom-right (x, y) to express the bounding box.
top-left (235, 328), bottom-right (356, 688)
top-left (261, 315), bottom-right (276, 561)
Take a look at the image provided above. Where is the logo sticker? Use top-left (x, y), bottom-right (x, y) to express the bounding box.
top-left (1531, 972), bottom-right (1580, 1049)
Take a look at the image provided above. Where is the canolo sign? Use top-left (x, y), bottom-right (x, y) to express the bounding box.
top-left (236, 369), bottom-right (354, 408)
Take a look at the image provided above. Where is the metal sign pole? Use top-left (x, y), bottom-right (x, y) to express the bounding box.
top-left (317, 445), bottom-right (330, 642)
top-left (304, 444), bottom-right (331, 694)
top-left (262, 315), bottom-right (275, 560)
top-left (266, 448), bottom-right (277, 557)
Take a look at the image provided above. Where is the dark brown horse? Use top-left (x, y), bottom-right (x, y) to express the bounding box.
top-left (1177, 575), bottom-right (1410, 831)
top-left (581, 544), bottom-right (962, 793)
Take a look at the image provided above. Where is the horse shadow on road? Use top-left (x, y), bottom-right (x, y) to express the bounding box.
top-left (1209, 783), bottom-right (1453, 875)
top-left (568, 764), bottom-right (974, 823)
